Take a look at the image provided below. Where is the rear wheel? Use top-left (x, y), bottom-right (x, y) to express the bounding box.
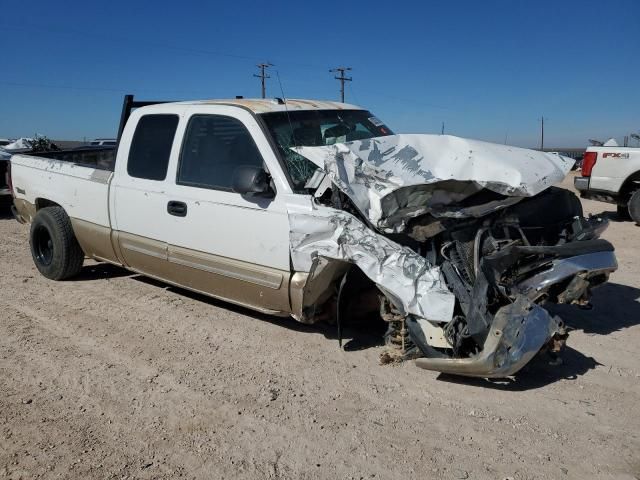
top-left (29, 207), bottom-right (84, 280)
top-left (629, 190), bottom-right (640, 225)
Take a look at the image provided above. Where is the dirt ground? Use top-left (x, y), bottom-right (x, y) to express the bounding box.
top-left (1, 173), bottom-right (639, 480)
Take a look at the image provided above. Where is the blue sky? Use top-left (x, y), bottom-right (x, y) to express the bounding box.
top-left (1, 0), bottom-right (638, 147)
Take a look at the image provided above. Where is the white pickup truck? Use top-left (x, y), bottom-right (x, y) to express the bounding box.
top-left (8, 95), bottom-right (617, 378)
top-left (574, 145), bottom-right (640, 223)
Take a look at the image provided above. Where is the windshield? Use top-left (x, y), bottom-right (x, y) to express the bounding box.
top-left (260, 109), bottom-right (393, 191)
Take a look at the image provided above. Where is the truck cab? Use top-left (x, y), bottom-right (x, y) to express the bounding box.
top-left (10, 97), bottom-right (392, 317)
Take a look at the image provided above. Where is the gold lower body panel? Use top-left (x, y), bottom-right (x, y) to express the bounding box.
top-left (17, 207), bottom-right (302, 318)
top-left (113, 231), bottom-right (292, 315)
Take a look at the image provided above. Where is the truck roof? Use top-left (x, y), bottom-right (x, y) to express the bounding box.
top-left (168, 98), bottom-right (364, 114)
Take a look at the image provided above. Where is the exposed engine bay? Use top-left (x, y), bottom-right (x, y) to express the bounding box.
top-left (290, 134), bottom-right (617, 378)
top-left (396, 187), bottom-right (612, 377)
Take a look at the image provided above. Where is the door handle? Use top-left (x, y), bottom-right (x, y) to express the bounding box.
top-left (167, 201), bottom-right (187, 217)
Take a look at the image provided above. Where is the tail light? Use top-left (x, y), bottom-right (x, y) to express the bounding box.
top-left (581, 151), bottom-right (597, 177)
top-left (6, 160), bottom-right (14, 198)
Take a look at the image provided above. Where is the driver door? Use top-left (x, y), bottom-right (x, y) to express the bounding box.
top-left (162, 105), bottom-right (292, 313)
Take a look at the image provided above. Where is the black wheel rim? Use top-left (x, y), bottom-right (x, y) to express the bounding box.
top-left (33, 225), bottom-right (54, 266)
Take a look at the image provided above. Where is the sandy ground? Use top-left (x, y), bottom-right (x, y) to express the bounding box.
top-left (1, 173), bottom-right (639, 480)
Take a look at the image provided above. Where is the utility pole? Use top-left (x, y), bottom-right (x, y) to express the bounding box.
top-left (441, 122), bottom-right (445, 135)
top-left (330, 67), bottom-right (352, 103)
top-left (254, 63), bottom-right (273, 99)
top-left (540, 116), bottom-right (545, 150)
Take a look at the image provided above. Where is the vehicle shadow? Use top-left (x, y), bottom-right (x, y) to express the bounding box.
top-left (596, 209), bottom-right (639, 225)
top-left (547, 282), bottom-right (640, 335)
top-left (130, 272), bottom-right (385, 345)
top-left (74, 262), bottom-right (134, 281)
top-left (597, 209), bottom-right (627, 223)
top-left (0, 198), bottom-right (14, 219)
top-left (70, 263), bottom-right (358, 341)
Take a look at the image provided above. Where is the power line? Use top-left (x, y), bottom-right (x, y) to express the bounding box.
top-left (330, 67), bottom-right (352, 103)
top-left (0, 80), bottom-right (227, 97)
top-left (253, 63), bottom-right (273, 99)
top-left (0, 80), bottom-right (125, 93)
top-left (1, 22), bottom-right (454, 112)
top-left (344, 87), bottom-right (449, 111)
top-left (346, 81), bottom-right (360, 106)
top-left (0, 21), bottom-right (331, 71)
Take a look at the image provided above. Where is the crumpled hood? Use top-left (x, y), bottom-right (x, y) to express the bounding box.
top-left (294, 134), bottom-right (574, 231)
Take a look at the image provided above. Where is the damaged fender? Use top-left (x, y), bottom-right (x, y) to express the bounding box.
top-left (289, 208), bottom-right (455, 322)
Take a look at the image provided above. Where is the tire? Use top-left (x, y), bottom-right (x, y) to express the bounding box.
top-left (29, 206), bottom-right (84, 280)
top-left (629, 189), bottom-right (640, 225)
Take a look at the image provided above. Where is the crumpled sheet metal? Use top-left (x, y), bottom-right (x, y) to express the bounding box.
top-left (293, 134), bottom-right (574, 230)
top-left (290, 208), bottom-right (455, 322)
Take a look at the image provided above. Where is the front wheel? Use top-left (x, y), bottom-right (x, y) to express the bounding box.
top-left (29, 207), bottom-right (84, 280)
top-left (629, 190), bottom-right (640, 226)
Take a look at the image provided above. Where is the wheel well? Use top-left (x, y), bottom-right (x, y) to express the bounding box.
top-left (620, 171), bottom-right (640, 202)
top-left (35, 198), bottom-right (61, 210)
top-left (338, 267), bottom-right (385, 324)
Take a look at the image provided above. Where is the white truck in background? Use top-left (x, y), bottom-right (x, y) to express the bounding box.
top-left (574, 145), bottom-right (640, 224)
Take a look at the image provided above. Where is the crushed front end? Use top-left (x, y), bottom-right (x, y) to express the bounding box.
top-left (291, 134), bottom-right (618, 378)
top-left (406, 187), bottom-right (615, 377)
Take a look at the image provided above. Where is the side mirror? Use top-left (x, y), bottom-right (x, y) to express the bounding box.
top-left (232, 165), bottom-right (273, 197)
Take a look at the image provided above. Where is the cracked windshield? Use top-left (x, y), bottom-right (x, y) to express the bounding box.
top-left (260, 109), bottom-right (392, 191)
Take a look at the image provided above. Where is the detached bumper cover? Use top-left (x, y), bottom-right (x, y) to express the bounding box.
top-left (415, 297), bottom-right (561, 378)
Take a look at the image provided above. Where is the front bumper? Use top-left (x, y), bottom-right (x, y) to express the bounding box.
top-left (415, 297), bottom-right (561, 378)
top-left (414, 249), bottom-right (618, 378)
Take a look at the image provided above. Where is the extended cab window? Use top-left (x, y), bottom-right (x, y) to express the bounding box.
top-left (177, 115), bottom-right (264, 190)
top-left (127, 115), bottom-right (179, 181)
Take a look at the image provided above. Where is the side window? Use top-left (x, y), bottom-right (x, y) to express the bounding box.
top-left (127, 115), bottom-right (179, 181)
top-left (177, 114), bottom-right (264, 190)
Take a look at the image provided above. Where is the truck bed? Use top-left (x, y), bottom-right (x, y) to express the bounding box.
top-left (10, 154), bottom-right (113, 228)
top-left (26, 146), bottom-right (116, 171)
